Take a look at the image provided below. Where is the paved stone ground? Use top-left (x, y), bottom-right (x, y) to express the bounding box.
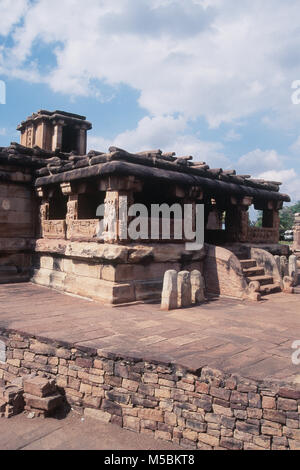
top-left (0, 412), bottom-right (181, 450)
top-left (0, 283), bottom-right (300, 383)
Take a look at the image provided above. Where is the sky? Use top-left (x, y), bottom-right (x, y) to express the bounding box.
top-left (0, 0), bottom-right (300, 203)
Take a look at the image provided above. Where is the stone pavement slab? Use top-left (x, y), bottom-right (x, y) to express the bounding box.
top-left (0, 283), bottom-right (300, 383)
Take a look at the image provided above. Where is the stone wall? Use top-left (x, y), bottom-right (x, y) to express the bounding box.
top-left (31, 239), bottom-right (205, 304)
top-left (0, 166), bottom-right (37, 283)
top-left (0, 330), bottom-right (300, 450)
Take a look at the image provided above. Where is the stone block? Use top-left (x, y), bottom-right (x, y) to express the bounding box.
top-left (84, 408), bottom-right (111, 423)
top-left (263, 409), bottom-right (286, 425)
top-left (24, 393), bottom-right (62, 411)
top-left (262, 395), bottom-right (276, 409)
top-left (23, 376), bottom-right (56, 398)
top-left (82, 395), bottom-right (101, 409)
top-left (123, 415), bottom-right (140, 432)
top-left (138, 408), bottom-right (164, 422)
top-left (220, 437), bottom-right (243, 450)
top-left (277, 397), bottom-right (298, 411)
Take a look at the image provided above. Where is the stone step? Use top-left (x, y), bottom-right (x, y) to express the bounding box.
top-left (242, 266), bottom-right (265, 277)
top-left (240, 259), bottom-right (257, 269)
top-left (0, 273), bottom-right (29, 284)
top-left (246, 275), bottom-right (274, 286)
top-left (260, 284), bottom-right (282, 295)
top-left (0, 266), bottom-right (18, 274)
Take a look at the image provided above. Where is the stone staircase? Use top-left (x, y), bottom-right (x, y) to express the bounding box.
top-left (239, 258), bottom-right (281, 296)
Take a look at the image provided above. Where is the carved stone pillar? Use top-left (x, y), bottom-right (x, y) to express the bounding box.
top-left (36, 187), bottom-right (49, 237)
top-left (39, 202), bottom-right (49, 237)
top-left (26, 124), bottom-right (35, 148)
top-left (61, 183), bottom-right (78, 237)
top-left (102, 190), bottom-right (134, 243)
top-left (179, 187), bottom-right (203, 242)
top-left (98, 176), bottom-right (142, 243)
top-left (226, 197), bottom-right (252, 243)
top-left (66, 196), bottom-right (78, 225)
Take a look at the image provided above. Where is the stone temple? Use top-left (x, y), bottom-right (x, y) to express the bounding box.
top-left (1, 110), bottom-right (300, 451)
top-left (0, 109), bottom-right (297, 304)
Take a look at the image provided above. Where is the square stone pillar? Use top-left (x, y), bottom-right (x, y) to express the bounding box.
top-left (52, 122), bottom-right (64, 151)
top-left (101, 190), bottom-right (134, 243)
top-left (61, 182), bottom-right (78, 226)
top-left (225, 197), bottom-right (252, 242)
top-left (77, 128), bottom-right (87, 155)
top-left (98, 176), bottom-right (142, 243)
top-left (25, 124), bottom-right (35, 148)
top-left (36, 187), bottom-right (49, 237)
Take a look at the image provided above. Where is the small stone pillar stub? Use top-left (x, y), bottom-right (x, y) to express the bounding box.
top-left (293, 213), bottom-right (300, 252)
top-left (177, 271), bottom-right (192, 308)
top-left (161, 270), bottom-right (178, 311)
top-left (280, 256), bottom-right (289, 278)
top-left (274, 255), bottom-right (281, 274)
top-left (191, 270), bottom-right (205, 304)
top-left (289, 255), bottom-right (298, 286)
top-left (283, 276), bottom-right (294, 294)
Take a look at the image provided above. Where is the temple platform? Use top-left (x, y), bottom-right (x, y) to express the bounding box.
top-left (1, 283), bottom-right (299, 383)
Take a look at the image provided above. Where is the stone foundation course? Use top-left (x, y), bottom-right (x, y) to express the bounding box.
top-left (1, 330), bottom-right (300, 450)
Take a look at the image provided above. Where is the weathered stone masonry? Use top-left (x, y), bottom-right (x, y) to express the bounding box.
top-left (0, 109), bottom-right (294, 302)
top-left (1, 330), bottom-right (300, 451)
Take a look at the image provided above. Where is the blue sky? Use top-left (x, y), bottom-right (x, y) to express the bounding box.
top-left (1, 0), bottom-right (300, 202)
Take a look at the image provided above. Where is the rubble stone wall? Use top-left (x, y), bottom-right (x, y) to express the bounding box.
top-left (1, 330), bottom-right (299, 450)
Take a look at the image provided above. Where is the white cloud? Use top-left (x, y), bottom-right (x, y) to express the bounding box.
top-left (0, 128), bottom-right (6, 136)
top-left (258, 169), bottom-right (300, 201)
top-left (237, 149), bottom-right (285, 174)
top-left (2, 0), bottom-right (300, 128)
top-left (0, 0), bottom-right (28, 36)
top-left (236, 148), bottom-right (300, 201)
top-left (1, 0), bottom-right (300, 200)
top-left (88, 114), bottom-right (230, 167)
top-left (224, 129), bottom-right (241, 142)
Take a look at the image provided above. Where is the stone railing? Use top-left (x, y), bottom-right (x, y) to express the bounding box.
top-left (66, 219), bottom-right (99, 240)
top-left (42, 220), bottom-right (66, 239)
top-left (204, 244), bottom-right (249, 299)
top-left (247, 227), bottom-right (278, 244)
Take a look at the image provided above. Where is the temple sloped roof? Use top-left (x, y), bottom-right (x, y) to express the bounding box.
top-left (0, 142), bottom-right (291, 202)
